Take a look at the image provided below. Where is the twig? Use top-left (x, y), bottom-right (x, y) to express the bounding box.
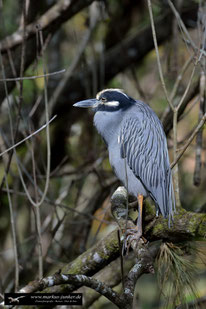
top-left (172, 110), bottom-right (180, 207)
top-left (147, 0), bottom-right (182, 207)
top-left (91, 203), bottom-right (110, 246)
top-left (172, 57), bottom-right (198, 207)
top-left (0, 115), bottom-right (56, 157)
top-left (5, 23), bottom-right (52, 278)
top-left (14, 25), bottom-right (51, 209)
top-left (162, 79), bottom-right (200, 135)
top-left (40, 8), bottom-right (98, 125)
top-left (0, 28), bottom-right (17, 192)
top-left (1, 186), bottom-right (112, 225)
top-left (4, 169), bottom-right (19, 291)
top-left (167, 0), bottom-right (196, 52)
top-left (34, 24), bottom-right (50, 278)
top-left (0, 69), bottom-right (65, 82)
top-left (178, 95), bottom-right (199, 122)
top-left (147, 0), bottom-right (174, 111)
top-left (170, 113), bottom-right (206, 169)
top-left (176, 61), bottom-right (197, 110)
top-left (129, 67), bottom-right (148, 101)
top-left (193, 9), bottom-right (206, 185)
top-left (0, 11), bottom-right (20, 289)
top-left (194, 70), bottom-right (205, 186)
top-left (169, 55), bottom-right (193, 102)
top-left (0, 0), bottom-right (95, 52)
top-left (5, 45), bottom-right (20, 91)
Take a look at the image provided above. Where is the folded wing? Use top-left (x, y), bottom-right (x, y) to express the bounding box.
top-left (119, 107), bottom-right (175, 219)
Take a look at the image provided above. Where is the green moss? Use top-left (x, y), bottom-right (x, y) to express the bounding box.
top-left (44, 206), bottom-right (206, 294)
top-left (144, 200), bottom-right (156, 217)
top-left (152, 222), bottom-right (165, 234)
top-left (197, 217), bottom-right (206, 239)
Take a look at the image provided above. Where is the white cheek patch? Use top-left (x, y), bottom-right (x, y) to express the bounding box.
top-left (104, 101), bottom-right (120, 107)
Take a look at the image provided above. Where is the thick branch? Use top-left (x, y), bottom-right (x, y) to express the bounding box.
top-left (81, 257), bottom-right (135, 308)
top-left (111, 187), bottom-right (206, 242)
top-left (44, 229), bottom-right (120, 294)
top-left (19, 187), bottom-right (206, 295)
top-left (121, 242), bottom-right (159, 308)
top-left (0, 0), bottom-right (95, 101)
top-left (0, 3), bottom-right (198, 110)
top-left (19, 273), bottom-right (123, 308)
top-left (18, 243), bottom-right (158, 309)
top-left (0, 0), bottom-right (95, 52)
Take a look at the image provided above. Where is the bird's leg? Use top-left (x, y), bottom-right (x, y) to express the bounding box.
top-left (124, 194), bottom-right (144, 253)
top-left (137, 193), bottom-right (143, 238)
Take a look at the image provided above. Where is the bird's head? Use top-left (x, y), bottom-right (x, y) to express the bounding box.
top-left (73, 89), bottom-right (135, 112)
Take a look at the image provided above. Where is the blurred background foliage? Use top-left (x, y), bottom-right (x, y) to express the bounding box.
top-left (0, 0), bottom-right (205, 308)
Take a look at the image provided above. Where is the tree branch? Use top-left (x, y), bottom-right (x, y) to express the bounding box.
top-left (170, 113), bottom-right (206, 169)
top-left (121, 242), bottom-right (159, 308)
top-left (0, 0), bottom-right (95, 52)
top-left (19, 273), bottom-right (123, 308)
top-left (0, 0), bottom-right (95, 102)
top-left (0, 2), bottom-right (198, 110)
top-left (17, 187), bottom-right (206, 296)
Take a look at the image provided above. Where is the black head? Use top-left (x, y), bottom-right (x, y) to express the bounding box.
top-left (73, 89), bottom-right (135, 112)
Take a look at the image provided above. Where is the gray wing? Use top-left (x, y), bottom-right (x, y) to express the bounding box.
top-left (119, 109), bottom-right (175, 219)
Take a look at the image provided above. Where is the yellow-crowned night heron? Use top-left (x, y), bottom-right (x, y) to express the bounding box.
top-left (73, 89), bottom-right (175, 241)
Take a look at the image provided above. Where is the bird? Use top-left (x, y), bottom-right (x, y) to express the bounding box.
top-left (73, 88), bottom-right (175, 242)
top-left (8, 296), bottom-right (25, 304)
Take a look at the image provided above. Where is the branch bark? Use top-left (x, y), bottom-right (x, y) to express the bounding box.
top-left (0, 0), bottom-right (95, 101)
top-left (0, 2), bottom-right (198, 110)
top-left (18, 187), bottom-right (206, 296)
top-left (0, 0), bottom-right (95, 52)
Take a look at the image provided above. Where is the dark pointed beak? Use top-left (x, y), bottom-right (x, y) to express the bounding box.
top-left (73, 98), bottom-right (98, 108)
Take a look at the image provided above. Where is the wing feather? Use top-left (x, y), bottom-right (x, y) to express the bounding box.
top-left (119, 105), bottom-right (175, 219)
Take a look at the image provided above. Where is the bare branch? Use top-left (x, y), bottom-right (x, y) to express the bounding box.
top-left (15, 186), bottom-right (206, 297)
top-left (193, 70), bottom-right (206, 186)
top-left (0, 115), bottom-right (57, 157)
top-left (4, 170), bottom-right (19, 291)
top-left (40, 6), bottom-right (98, 125)
top-left (0, 69), bottom-right (65, 81)
top-left (122, 242), bottom-right (159, 308)
top-left (147, 0), bottom-right (174, 111)
top-left (169, 55), bottom-right (193, 102)
top-left (170, 113), bottom-right (206, 169)
top-left (162, 79), bottom-right (199, 135)
top-left (167, 0), bottom-right (197, 52)
top-left (0, 0), bottom-right (95, 52)
top-left (0, 0), bottom-right (95, 102)
top-left (19, 273), bottom-right (123, 308)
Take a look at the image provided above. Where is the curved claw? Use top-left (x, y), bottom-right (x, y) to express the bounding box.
top-left (122, 194), bottom-right (147, 255)
top-left (122, 228), bottom-right (143, 255)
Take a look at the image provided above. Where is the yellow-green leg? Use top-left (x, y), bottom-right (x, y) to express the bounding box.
top-left (137, 193), bottom-right (143, 239)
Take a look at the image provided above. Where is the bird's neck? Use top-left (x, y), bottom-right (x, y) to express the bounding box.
top-left (94, 110), bottom-right (122, 145)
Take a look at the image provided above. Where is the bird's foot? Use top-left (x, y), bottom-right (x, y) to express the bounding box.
top-left (123, 228), bottom-right (146, 255)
